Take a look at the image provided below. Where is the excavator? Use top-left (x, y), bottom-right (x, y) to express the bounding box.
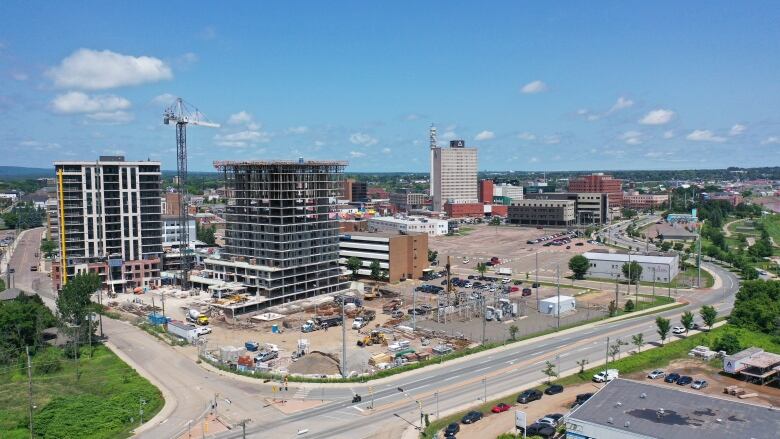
top-left (356, 329), bottom-right (387, 347)
top-left (363, 283), bottom-right (380, 300)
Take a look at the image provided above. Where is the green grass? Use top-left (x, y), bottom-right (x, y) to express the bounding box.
top-left (555, 325), bottom-right (780, 387)
top-left (447, 226), bottom-right (475, 237)
top-left (0, 278), bottom-right (5, 292)
top-left (0, 345), bottom-right (163, 439)
top-left (760, 214), bottom-right (780, 247)
top-left (422, 325), bottom-right (779, 439)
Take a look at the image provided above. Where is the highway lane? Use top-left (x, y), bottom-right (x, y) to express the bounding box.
top-left (10, 226), bottom-right (739, 439)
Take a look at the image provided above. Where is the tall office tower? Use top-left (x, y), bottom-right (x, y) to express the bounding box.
top-left (568, 173), bottom-right (624, 207)
top-left (52, 156), bottom-right (162, 293)
top-left (209, 160), bottom-right (348, 306)
top-left (429, 124), bottom-right (437, 198)
top-left (431, 138), bottom-right (479, 212)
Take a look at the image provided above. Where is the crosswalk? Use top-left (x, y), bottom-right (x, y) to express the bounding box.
top-left (292, 387), bottom-right (310, 399)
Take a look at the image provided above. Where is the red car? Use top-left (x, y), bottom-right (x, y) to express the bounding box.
top-left (510, 286), bottom-right (520, 292)
top-left (491, 403), bottom-right (511, 413)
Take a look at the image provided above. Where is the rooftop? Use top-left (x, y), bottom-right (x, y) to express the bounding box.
top-left (583, 251), bottom-right (677, 264)
top-left (568, 379), bottom-right (780, 439)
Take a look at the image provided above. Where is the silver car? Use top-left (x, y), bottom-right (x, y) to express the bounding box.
top-left (647, 369), bottom-right (665, 379)
top-left (691, 379), bottom-right (708, 390)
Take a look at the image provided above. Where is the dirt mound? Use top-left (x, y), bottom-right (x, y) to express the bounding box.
top-left (288, 350), bottom-right (340, 375)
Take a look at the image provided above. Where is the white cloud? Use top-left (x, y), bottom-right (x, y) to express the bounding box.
top-left (542, 134), bottom-right (561, 144)
top-left (440, 131), bottom-right (457, 141)
top-left (520, 80), bottom-right (547, 94)
top-left (11, 72), bottom-right (28, 81)
top-left (474, 130), bottom-right (495, 141)
top-left (404, 113), bottom-right (420, 121)
top-left (214, 130), bottom-right (271, 147)
top-left (349, 132), bottom-right (378, 146)
top-left (47, 49), bottom-right (172, 90)
top-left (19, 140), bottom-right (61, 151)
top-left (609, 96), bottom-right (634, 113)
top-left (314, 140), bottom-right (326, 147)
top-left (228, 111), bottom-right (253, 125)
top-left (151, 93), bottom-right (177, 106)
top-left (639, 109), bottom-right (675, 125)
top-left (349, 151), bottom-right (366, 158)
top-left (529, 157), bottom-right (539, 163)
top-left (381, 148), bottom-right (392, 154)
top-left (663, 130), bottom-right (675, 139)
top-left (729, 124), bottom-right (746, 136)
top-left (285, 126), bottom-right (309, 134)
top-left (686, 129), bottom-right (726, 142)
top-left (50, 91), bottom-right (131, 114)
top-left (86, 111), bottom-right (134, 123)
top-left (761, 136), bottom-right (780, 145)
top-left (200, 26), bottom-right (217, 40)
top-left (619, 130), bottom-right (642, 145)
top-left (517, 132), bottom-right (536, 141)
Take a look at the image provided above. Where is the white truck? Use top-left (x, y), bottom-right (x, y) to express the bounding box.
top-left (496, 267), bottom-right (512, 276)
top-left (186, 309), bottom-right (209, 325)
top-left (167, 320), bottom-right (198, 342)
top-left (592, 369), bottom-right (619, 383)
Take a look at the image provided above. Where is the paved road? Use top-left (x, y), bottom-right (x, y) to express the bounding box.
top-left (11, 226), bottom-right (740, 439)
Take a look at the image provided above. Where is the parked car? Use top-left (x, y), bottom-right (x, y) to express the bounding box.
top-left (30, 265), bottom-right (38, 271)
top-left (391, 310), bottom-right (404, 319)
top-left (491, 402), bottom-right (512, 413)
top-left (532, 283), bottom-right (541, 288)
top-left (538, 413), bottom-right (564, 427)
top-left (677, 376), bottom-right (694, 386)
top-left (647, 369), bottom-right (665, 379)
top-left (461, 410), bottom-right (483, 424)
top-left (592, 369), bottom-right (619, 383)
top-left (664, 372), bottom-right (681, 383)
top-left (444, 422), bottom-right (460, 437)
top-left (510, 286), bottom-right (520, 292)
top-left (691, 379), bottom-right (708, 390)
top-left (672, 326), bottom-right (686, 335)
top-left (522, 288), bottom-right (532, 296)
top-left (544, 384), bottom-right (563, 395)
top-left (575, 242), bottom-right (584, 246)
top-left (523, 423), bottom-right (556, 438)
top-left (574, 393), bottom-right (593, 406)
top-left (517, 389), bottom-right (543, 404)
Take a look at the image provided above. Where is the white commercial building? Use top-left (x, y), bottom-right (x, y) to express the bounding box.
top-left (582, 251), bottom-right (679, 283)
top-left (430, 135), bottom-right (478, 212)
top-left (368, 215), bottom-right (449, 237)
top-left (493, 183), bottom-right (524, 201)
top-left (162, 215), bottom-right (197, 248)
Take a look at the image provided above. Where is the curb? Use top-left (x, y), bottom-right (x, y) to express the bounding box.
top-left (103, 339), bottom-right (178, 436)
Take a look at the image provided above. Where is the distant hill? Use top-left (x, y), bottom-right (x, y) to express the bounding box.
top-left (0, 166), bottom-right (52, 180)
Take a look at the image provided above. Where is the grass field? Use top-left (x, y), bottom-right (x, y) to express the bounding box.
top-left (761, 214), bottom-right (780, 246)
top-left (0, 278), bottom-right (5, 292)
top-left (420, 325), bottom-right (780, 438)
top-left (0, 345), bottom-right (163, 439)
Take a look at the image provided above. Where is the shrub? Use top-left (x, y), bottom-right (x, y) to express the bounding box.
top-left (34, 347), bottom-right (62, 375)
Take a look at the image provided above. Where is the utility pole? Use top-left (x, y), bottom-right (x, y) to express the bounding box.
top-left (652, 267), bottom-right (656, 303)
top-left (604, 336), bottom-right (610, 380)
top-left (556, 264), bottom-right (561, 329)
top-left (481, 297), bottom-right (487, 345)
top-left (74, 324), bottom-right (79, 382)
top-left (26, 346), bottom-right (33, 439)
top-left (97, 289), bottom-right (104, 338)
top-left (435, 391), bottom-right (439, 420)
top-left (138, 397), bottom-right (146, 426)
top-left (482, 377), bottom-right (487, 403)
top-left (341, 301), bottom-right (347, 379)
top-left (535, 251), bottom-right (539, 311)
top-left (412, 286), bottom-right (417, 331)
top-left (668, 263), bottom-right (672, 298)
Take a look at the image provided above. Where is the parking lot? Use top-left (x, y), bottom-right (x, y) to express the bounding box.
top-left (430, 224), bottom-right (605, 280)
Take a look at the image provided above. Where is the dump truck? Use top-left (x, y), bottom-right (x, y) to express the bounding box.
top-left (301, 315), bottom-right (343, 332)
top-left (382, 298), bottom-right (404, 314)
top-left (186, 309), bottom-right (209, 326)
top-left (352, 310), bottom-right (376, 329)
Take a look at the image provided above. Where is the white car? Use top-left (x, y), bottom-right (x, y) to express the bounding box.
top-left (647, 369), bottom-right (665, 379)
top-left (672, 326), bottom-right (686, 335)
top-left (195, 326), bottom-right (212, 336)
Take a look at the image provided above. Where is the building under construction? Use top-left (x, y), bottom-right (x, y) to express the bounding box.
top-left (195, 160), bottom-right (348, 313)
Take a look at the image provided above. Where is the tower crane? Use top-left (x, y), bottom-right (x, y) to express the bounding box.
top-left (163, 98), bottom-right (219, 289)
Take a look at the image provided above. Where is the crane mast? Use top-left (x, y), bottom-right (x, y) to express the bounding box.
top-left (163, 98), bottom-right (219, 290)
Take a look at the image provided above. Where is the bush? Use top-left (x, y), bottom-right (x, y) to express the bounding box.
top-left (712, 331), bottom-right (742, 354)
top-left (34, 348), bottom-right (62, 375)
top-left (624, 299), bottom-right (635, 312)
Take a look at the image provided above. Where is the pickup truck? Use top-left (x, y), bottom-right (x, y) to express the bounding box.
top-left (592, 369), bottom-right (619, 383)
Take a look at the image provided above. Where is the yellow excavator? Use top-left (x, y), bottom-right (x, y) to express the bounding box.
top-left (357, 329), bottom-right (387, 347)
top-left (363, 283), bottom-right (380, 300)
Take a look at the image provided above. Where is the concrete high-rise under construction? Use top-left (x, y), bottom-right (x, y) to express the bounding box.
top-left (201, 160), bottom-right (348, 310)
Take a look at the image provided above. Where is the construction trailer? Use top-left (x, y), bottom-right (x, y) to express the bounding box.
top-left (200, 160), bottom-right (348, 314)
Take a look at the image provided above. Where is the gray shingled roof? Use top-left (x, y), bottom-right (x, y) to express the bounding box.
top-left (567, 379), bottom-right (779, 439)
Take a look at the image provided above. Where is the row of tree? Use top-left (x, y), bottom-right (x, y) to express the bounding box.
top-left (1, 203), bottom-right (46, 230)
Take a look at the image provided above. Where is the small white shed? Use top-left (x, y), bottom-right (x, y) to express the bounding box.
top-left (539, 295), bottom-right (576, 316)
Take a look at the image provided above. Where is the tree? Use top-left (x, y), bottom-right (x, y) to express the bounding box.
top-left (427, 250), bottom-right (438, 263)
top-left (576, 359), bottom-right (589, 374)
top-left (0, 294), bottom-right (57, 362)
top-left (476, 262), bottom-right (487, 279)
top-left (57, 273), bottom-right (101, 327)
top-left (624, 299), bottom-right (635, 312)
top-left (681, 311), bottom-right (694, 335)
top-left (346, 257), bottom-right (362, 280)
top-left (728, 280), bottom-right (780, 334)
top-left (621, 261), bottom-right (642, 285)
top-left (541, 360), bottom-right (557, 383)
top-left (508, 324), bottom-right (519, 341)
top-left (609, 340), bottom-right (627, 362)
top-left (489, 217), bottom-right (501, 226)
top-left (607, 300), bottom-right (618, 317)
top-left (631, 333), bottom-right (645, 353)
top-left (568, 255), bottom-right (590, 280)
top-left (660, 241), bottom-right (672, 252)
top-left (699, 305), bottom-right (718, 331)
top-left (656, 316), bottom-right (671, 345)
top-left (196, 223), bottom-right (216, 246)
top-left (673, 242), bottom-right (684, 252)
top-left (712, 331), bottom-right (742, 354)
top-left (369, 260), bottom-right (381, 281)
top-left (40, 239), bottom-right (57, 257)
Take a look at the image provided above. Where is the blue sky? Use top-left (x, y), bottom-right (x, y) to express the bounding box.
top-left (1, 1), bottom-right (779, 172)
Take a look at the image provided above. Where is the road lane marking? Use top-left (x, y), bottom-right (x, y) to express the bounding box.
top-left (352, 406), bottom-right (364, 413)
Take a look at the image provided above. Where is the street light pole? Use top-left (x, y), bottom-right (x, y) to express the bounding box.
top-left (535, 251), bottom-right (539, 311)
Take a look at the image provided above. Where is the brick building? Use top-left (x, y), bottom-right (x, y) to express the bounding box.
top-left (568, 173), bottom-right (623, 207)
